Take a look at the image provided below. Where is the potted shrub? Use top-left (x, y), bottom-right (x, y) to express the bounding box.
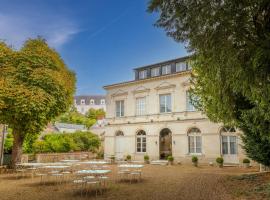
top-left (167, 155), bottom-right (174, 165)
top-left (144, 155), bottom-right (150, 164)
top-left (126, 155), bottom-right (131, 162)
top-left (110, 155), bottom-right (115, 164)
top-left (192, 156), bottom-right (198, 167)
top-left (243, 158), bottom-right (250, 168)
top-left (216, 157), bottom-right (224, 168)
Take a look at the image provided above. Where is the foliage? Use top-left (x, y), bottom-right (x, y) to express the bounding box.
top-left (192, 156), bottom-right (198, 163)
top-left (126, 155), bottom-right (131, 161)
top-left (148, 0), bottom-right (270, 166)
top-left (32, 131), bottom-right (100, 153)
top-left (86, 108), bottom-right (105, 120)
top-left (0, 38), bottom-right (76, 166)
top-left (4, 131), bottom-right (39, 154)
top-left (167, 155), bottom-right (174, 162)
top-left (144, 155), bottom-right (150, 161)
top-left (243, 158), bottom-right (251, 164)
top-left (56, 110), bottom-right (96, 129)
top-left (216, 157), bottom-right (224, 164)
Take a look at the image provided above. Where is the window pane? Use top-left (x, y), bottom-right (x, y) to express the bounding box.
top-left (160, 94), bottom-right (171, 113)
top-left (189, 136), bottom-right (195, 153)
top-left (142, 148), bottom-right (146, 152)
top-left (196, 136), bottom-right (202, 153)
top-left (229, 136), bottom-right (237, 154)
top-left (166, 95), bottom-right (171, 112)
top-left (116, 100), bottom-right (124, 117)
top-left (139, 70), bottom-right (147, 79)
top-left (151, 67), bottom-right (160, 77)
top-left (176, 62), bottom-right (187, 72)
top-left (222, 136), bottom-right (228, 154)
top-left (136, 97), bottom-right (146, 116)
top-left (186, 91), bottom-right (196, 111)
top-left (162, 65), bottom-right (171, 75)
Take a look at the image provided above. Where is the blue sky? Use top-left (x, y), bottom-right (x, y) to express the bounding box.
top-left (0, 0), bottom-right (187, 95)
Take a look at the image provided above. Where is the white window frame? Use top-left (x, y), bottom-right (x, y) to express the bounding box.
top-left (159, 94), bottom-right (172, 113)
top-left (139, 70), bottom-right (147, 79)
top-left (100, 99), bottom-right (105, 105)
top-left (151, 67), bottom-right (160, 77)
top-left (188, 128), bottom-right (202, 154)
top-left (220, 127), bottom-right (238, 155)
top-left (176, 62), bottom-right (187, 72)
top-left (136, 131), bottom-right (146, 153)
top-left (81, 99), bottom-right (85, 105)
top-left (186, 91), bottom-right (196, 111)
top-left (161, 65), bottom-right (171, 75)
top-left (115, 100), bottom-right (124, 117)
top-left (90, 99), bottom-right (95, 105)
top-left (136, 97), bottom-right (146, 116)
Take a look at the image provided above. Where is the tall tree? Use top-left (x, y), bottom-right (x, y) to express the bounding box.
top-left (148, 0), bottom-right (270, 165)
top-left (0, 38), bottom-right (76, 167)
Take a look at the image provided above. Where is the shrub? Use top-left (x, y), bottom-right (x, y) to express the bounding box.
top-left (32, 131), bottom-right (100, 153)
top-left (192, 156), bottom-right (198, 163)
top-left (126, 155), bottom-right (131, 161)
top-left (216, 157), bottom-right (224, 164)
top-left (144, 155), bottom-right (150, 161)
top-left (167, 155), bottom-right (174, 162)
top-left (243, 158), bottom-right (250, 164)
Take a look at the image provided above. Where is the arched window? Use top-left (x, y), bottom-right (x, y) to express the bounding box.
top-left (115, 130), bottom-right (124, 136)
top-left (220, 127), bottom-right (237, 155)
top-left (136, 130), bottom-right (146, 153)
top-left (90, 99), bottom-right (95, 105)
top-left (101, 99), bottom-right (105, 105)
top-left (188, 128), bottom-right (202, 154)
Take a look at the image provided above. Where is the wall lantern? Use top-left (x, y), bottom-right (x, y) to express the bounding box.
top-left (173, 141), bottom-right (176, 145)
top-left (155, 141), bottom-right (158, 145)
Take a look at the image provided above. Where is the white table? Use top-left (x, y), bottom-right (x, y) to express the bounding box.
top-left (75, 169), bottom-right (111, 175)
top-left (78, 161), bottom-right (109, 165)
top-left (42, 165), bottom-right (70, 169)
top-left (60, 160), bottom-right (80, 163)
top-left (16, 163), bottom-right (44, 167)
top-left (118, 164), bottom-right (144, 168)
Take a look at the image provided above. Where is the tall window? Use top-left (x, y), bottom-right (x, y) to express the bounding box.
top-left (162, 65), bottom-right (171, 75)
top-left (221, 127), bottom-right (237, 155)
top-left (186, 91), bottom-right (196, 111)
top-left (100, 99), bottom-right (105, 105)
top-left (151, 67), bottom-right (160, 77)
top-left (136, 97), bottom-right (146, 116)
top-left (188, 128), bottom-right (202, 154)
top-left (159, 94), bottom-right (171, 113)
top-left (90, 99), bottom-right (95, 105)
top-left (81, 99), bottom-right (85, 104)
top-left (136, 130), bottom-right (146, 153)
top-left (176, 62), bottom-right (187, 72)
top-left (116, 100), bottom-right (124, 117)
top-left (139, 70), bottom-right (147, 79)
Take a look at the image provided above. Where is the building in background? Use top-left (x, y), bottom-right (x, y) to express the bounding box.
top-left (74, 95), bottom-right (106, 115)
top-left (103, 56), bottom-right (245, 164)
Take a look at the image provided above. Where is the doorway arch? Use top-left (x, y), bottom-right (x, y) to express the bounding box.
top-left (159, 128), bottom-right (172, 159)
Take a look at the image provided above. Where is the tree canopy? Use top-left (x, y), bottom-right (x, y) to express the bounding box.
top-left (0, 38), bottom-right (76, 166)
top-left (149, 0), bottom-right (270, 165)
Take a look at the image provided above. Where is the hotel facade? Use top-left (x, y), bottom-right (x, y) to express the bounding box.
top-left (103, 57), bottom-right (246, 164)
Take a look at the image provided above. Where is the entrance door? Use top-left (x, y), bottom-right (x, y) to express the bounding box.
top-left (115, 131), bottom-right (125, 160)
top-left (221, 135), bottom-right (239, 164)
top-left (159, 128), bottom-right (172, 159)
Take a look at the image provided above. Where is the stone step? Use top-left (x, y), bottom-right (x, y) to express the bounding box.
top-left (150, 160), bottom-right (168, 165)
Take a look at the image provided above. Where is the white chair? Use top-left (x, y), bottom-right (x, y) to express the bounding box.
top-left (73, 179), bottom-right (86, 197)
top-left (86, 181), bottom-right (100, 197)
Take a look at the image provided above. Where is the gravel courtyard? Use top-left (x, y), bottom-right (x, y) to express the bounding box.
top-left (0, 164), bottom-right (264, 200)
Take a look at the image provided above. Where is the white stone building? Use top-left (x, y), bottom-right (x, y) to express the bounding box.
top-left (103, 56), bottom-right (246, 164)
top-left (74, 95), bottom-right (106, 115)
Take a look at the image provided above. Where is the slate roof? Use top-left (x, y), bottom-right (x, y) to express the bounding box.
top-left (74, 95), bottom-right (106, 105)
top-left (54, 122), bottom-right (86, 131)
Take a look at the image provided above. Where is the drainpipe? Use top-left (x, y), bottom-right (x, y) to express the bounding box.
top-left (0, 125), bottom-right (7, 166)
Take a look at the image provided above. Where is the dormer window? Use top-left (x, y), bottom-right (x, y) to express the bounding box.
top-left (162, 65), bottom-right (171, 75)
top-left (81, 99), bottom-right (85, 105)
top-left (90, 99), bottom-right (95, 105)
top-left (101, 99), bottom-right (105, 105)
top-left (176, 62), bottom-right (187, 72)
top-left (151, 67), bottom-right (160, 77)
top-left (139, 70), bottom-right (147, 79)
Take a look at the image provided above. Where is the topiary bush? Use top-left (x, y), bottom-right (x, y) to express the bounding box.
top-left (243, 158), bottom-right (250, 164)
top-left (192, 156), bottom-right (198, 167)
top-left (144, 155), bottom-right (150, 163)
top-left (126, 154), bottom-right (131, 161)
top-left (216, 157), bottom-right (224, 168)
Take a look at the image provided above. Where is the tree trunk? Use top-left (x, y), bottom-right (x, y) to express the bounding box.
top-left (11, 129), bottom-right (24, 168)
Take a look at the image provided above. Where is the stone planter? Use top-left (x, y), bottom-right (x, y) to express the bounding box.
top-left (144, 160), bottom-right (150, 164)
top-left (243, 163), bottom-right (250, 168)
top-left (193, 162), bottom-right (198, 167)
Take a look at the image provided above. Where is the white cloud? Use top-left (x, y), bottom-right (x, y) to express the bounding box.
top-left (0, 12), bottom-right (79, 49)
